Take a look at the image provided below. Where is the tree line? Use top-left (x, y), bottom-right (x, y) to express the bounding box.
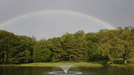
top-left (0, 26), bottom-right (134, 64)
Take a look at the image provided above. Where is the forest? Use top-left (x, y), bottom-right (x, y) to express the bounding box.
top-left (0, 26), bottom-right (134, 65)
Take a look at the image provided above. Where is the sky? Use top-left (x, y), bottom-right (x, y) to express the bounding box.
top-left (0, 0), bottom-right (134, 40)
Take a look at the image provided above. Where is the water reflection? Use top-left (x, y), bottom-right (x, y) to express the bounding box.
top-left (0, 66), bottom-right (134, 75)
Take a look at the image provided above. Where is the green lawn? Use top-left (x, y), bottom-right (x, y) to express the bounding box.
top-left (0, 58), bottom-right (134, 67)
top-left (110, 64), bottom-right (134, 67)
top-left (0, 61), bottom-right (134, 67)
top-left (0, 62), bottom-right (103, 67)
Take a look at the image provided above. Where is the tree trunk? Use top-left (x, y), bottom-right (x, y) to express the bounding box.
top-left (53, 55), bottom-right (55, 63)
top-left (4, 53), bottom-right (6, 63)
top-left (10, 58), bottom-right (12, 65)
top-left (111, 60), bottom-right (114, 64)
top-left (124, 60), bottom-right (127, 64)
top-left (70, 56), bottom-right (71, 62)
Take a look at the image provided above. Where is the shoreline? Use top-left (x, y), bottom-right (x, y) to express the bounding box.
top-left (1, 65), bottom-right (134, 68)
top-left (0, 62), bottom-right (134, 67)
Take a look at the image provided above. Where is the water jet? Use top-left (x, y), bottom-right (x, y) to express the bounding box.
top-left (42, 65), bottom-right (96, 75)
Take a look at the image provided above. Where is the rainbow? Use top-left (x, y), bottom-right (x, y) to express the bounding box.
top-left (0, 10), bottom-right (116, 29)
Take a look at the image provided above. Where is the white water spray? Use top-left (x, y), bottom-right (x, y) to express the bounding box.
top-left (57, 65), bottom-right (76, 73)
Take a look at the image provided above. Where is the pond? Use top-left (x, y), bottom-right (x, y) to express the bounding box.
top-left (0, 66), bottom-right (134, 75)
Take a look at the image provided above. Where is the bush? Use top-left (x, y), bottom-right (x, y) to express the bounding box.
top-left (130, 58), bottom-right (134, 64)
top-left (113, 60), bottom-right (130, 64)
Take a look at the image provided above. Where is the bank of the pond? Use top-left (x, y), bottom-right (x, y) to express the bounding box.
top-left (0, 62), bottom-right (103, 67)
top-left (110, 64), bottom-right (134, 67)
top-left (0, 62), bottom-right (134, 67)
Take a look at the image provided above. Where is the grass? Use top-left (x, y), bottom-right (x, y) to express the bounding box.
top-left (109, 64), bottom-right (134, 68)
top-left (110, 64), bottom-right (134, 66)
top-left (0, 58), bottom-right (134, 67)
top-left (107, 58), bottom-right (134, 67)
top-left (0, 62), bottom-right (103, 67)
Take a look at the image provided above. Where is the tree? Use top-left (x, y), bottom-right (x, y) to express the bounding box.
top-left (84, 32), bottom-right (103, 61)
top-left (65, 34), bottom-right (76, 62)
top-left (98, 29), bottom-right (122, 63)
top-left (99, 29), bottom-right (110, 33)
top-left (51, 37), bottom-right (63, 62)
top-left (17, 35), bottom-right (36, 63)
top-left (60, 33), bottom-right (80, 62)
top-left (98, 26), bottom-right (134, 64)
top-left (33, 39), bottom-right (52, 62)
top-left (0, 30), bottom-right (21, 64)
top-left (73, 30), bottom-right (85, 62)
top-left (117, 26), bottom-right (134, 64)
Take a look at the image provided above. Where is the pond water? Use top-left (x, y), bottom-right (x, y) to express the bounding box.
top-left (0, 66), bottom-right (134, 75)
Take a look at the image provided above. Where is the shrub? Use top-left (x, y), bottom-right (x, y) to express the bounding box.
top-left (113, 60), bottom-right (130, 64)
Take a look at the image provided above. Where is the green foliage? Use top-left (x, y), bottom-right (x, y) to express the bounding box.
top-left (1, 26), bottom-right (134, 64)
top-left (33, 39), bottom-right (52, 62)
top-left (49, 37), bottom-right (63, 62)
top-left (0, 30), bottom-right (21, 64)
top-left (17, 35), bottom-right (36, 63)
top-left (84, 32), bottom-right (103, 61)
top-left (98, 26), bottom-right (134, 64)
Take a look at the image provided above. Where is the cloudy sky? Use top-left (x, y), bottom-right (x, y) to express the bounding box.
top-left (0, 0), bottom-right (134, 40)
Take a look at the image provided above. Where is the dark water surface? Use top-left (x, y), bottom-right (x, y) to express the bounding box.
top-left (0, 66), bottom-right (134, 75)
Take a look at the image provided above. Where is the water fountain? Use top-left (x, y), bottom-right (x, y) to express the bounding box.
top-left (57, 65), bottom-right (77, 73)
top-left (42, 65), bottom-right (96, 75)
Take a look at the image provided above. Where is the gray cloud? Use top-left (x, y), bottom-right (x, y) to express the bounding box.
top-left (0, 0), bottom-right (134, 40)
